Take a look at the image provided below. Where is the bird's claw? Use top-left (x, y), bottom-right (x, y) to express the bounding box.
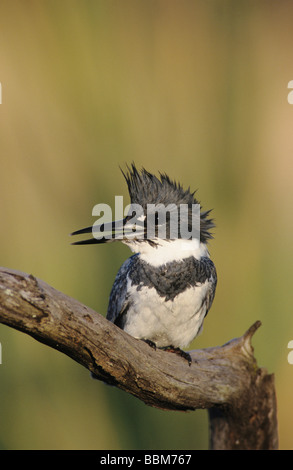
top-left (162, 345), bottom-right (192, 366)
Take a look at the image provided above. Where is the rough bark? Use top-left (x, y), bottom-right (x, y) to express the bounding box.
top-left (0, 267), bottom-right (278, 449)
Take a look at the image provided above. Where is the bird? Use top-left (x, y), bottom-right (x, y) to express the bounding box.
top-left (71, 163), bottom-right (217, 365)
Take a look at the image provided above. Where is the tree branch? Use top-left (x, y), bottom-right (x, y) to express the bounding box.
top-left (0, 267), bottom-right (278, 449)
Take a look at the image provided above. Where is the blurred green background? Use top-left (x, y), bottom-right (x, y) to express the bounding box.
top-left (0, 0), bottom-right (293, 450)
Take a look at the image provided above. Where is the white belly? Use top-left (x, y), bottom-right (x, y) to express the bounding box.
top-left (123, 279), bottom-right (210, 348)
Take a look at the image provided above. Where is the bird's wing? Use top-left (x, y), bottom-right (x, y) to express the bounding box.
top-left (203, 262), bottom-right (217, 318)
top-left (106, 254), bottom-right (137, 327)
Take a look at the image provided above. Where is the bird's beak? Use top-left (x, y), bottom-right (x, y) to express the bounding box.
top-left (71, 217), bottom-right (145, 245)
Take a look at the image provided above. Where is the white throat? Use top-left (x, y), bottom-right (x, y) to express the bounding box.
top-left (124, 238), bottom-right (209, 266)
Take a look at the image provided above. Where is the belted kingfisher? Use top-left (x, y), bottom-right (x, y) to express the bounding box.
top-left (71, 164), bottom-right (217, 365)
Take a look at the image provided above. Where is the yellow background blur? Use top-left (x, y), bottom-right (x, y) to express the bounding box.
top-left (0, 0), bottom-right (293, 450)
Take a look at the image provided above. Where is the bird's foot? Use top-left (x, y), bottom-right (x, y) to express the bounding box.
top-left (162, 346), bottom-right (192, 366)
top-left (142, 338), bottom-right (157, 350)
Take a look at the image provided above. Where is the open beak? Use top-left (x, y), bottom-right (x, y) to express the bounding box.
top-left (71, 217), bottom-right (145, 245)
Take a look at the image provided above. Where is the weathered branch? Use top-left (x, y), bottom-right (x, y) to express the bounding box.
top-left (0, 267), bottom-right (278, 449)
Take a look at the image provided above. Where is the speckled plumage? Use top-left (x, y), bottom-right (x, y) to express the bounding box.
top-left (107, 253), bottom-right (217, 348)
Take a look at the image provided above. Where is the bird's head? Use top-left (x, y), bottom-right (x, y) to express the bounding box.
top-left (71, 163), bottom-right (215, 259)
